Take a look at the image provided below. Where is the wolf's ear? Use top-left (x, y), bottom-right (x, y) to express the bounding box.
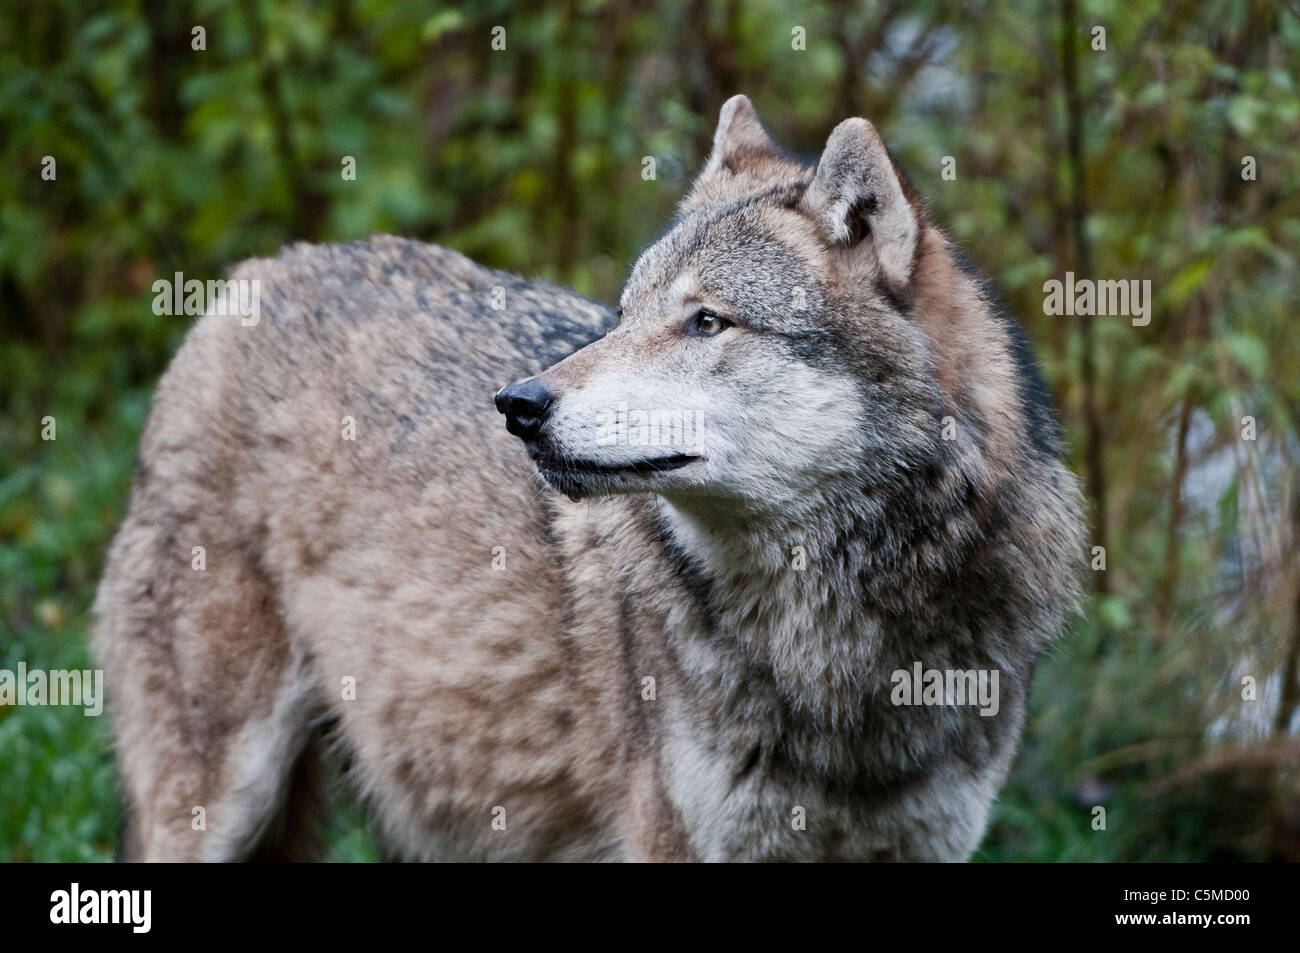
top-left (702, 94), bottom-right (781, 176)
top-left (683, 95), bottom-right (785, 209)
top-left (802, 118), bottom-right (919, 289)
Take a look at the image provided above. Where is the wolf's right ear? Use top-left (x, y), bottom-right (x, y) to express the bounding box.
top-left (682, 95), bottom-right (785, 210)
top-left (701, 94), bottom-right (781, 176)
top-left (801, 118), bottom-right (919, 290)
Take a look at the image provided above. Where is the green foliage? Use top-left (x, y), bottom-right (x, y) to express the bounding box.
top-left (2, 0), bottom-right (1298, 861)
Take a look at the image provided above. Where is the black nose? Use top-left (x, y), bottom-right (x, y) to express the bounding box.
top-left (494, 378), bottom-right (554, 439)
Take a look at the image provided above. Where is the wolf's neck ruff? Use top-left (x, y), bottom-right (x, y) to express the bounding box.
top-left (650, 465), bottom-right (992, 736)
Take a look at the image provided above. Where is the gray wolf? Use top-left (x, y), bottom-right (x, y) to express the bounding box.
top-left (94, 95), bottom-right (1084, 861)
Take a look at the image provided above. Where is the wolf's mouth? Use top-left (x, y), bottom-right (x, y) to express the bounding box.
top-left (535, 452), bottom-right (700, 476)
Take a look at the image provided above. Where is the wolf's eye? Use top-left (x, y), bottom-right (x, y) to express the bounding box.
top-left (685, 309), bottom-right (732, 338)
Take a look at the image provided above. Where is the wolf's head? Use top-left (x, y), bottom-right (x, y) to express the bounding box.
top-left (497, 96), bottom-right (1036, 522)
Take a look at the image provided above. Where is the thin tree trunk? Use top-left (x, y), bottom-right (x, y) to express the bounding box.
top-left (1275, 407), bottom-right (1300, 737)
top-left (1061, 0), bottom-right (1108, 591)
top-left (242, 0), bottom-right (328, 240)
top-left (550, 0), bottom-right (580, 280)
top-left (1157, 395), bottom-right (1194, 628)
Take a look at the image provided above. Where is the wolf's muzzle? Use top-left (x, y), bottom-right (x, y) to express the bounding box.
top-left (495, 378), bottom-right (554, 440)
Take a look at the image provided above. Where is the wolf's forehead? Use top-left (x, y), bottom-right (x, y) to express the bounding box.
top-left (621, 205), bottom-right (821, 309)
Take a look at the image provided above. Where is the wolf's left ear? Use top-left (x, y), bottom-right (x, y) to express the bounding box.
top-left (802, 118), bottom-right (919, 289)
